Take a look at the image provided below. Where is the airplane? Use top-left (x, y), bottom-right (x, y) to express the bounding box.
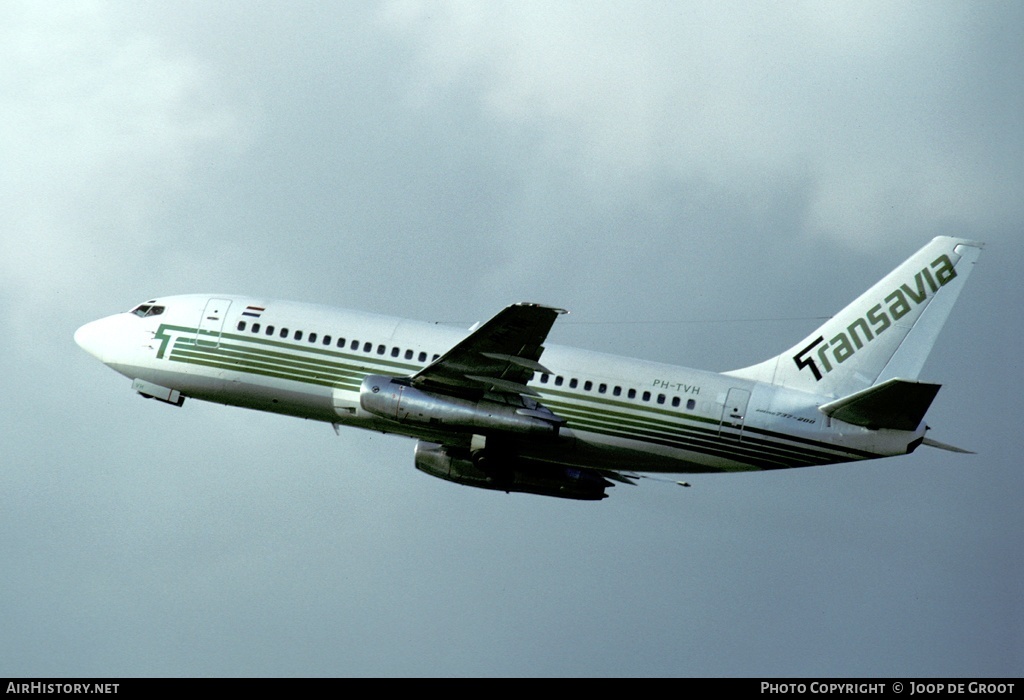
top-left (75, 236), bottom-right (983, 500)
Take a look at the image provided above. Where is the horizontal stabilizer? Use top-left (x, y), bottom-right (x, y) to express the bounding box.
top-left (921, 437), bottom-right (975, 454)
top-left (819, 378), bottom-right (940, 430)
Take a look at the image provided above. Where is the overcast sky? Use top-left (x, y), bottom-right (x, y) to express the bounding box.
top-left (2, 1), bottom-right (1021, 677)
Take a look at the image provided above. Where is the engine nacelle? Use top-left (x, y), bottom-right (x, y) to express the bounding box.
top-left (414, 440), bottom-right (611, 501)
top-left (359, 374), bottom-right (563, 437)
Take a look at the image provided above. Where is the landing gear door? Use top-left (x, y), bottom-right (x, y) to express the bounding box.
top-left (196, 298), bottom-right (232, 348)
top-left (719, 388), bottom-right (751, 440)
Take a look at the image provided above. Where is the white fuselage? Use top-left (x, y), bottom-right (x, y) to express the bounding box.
top-left (75, 294), bottom-right (922, 475)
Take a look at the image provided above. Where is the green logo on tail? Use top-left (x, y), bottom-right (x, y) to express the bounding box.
top-left (793, 254), bottom-right (957, 381)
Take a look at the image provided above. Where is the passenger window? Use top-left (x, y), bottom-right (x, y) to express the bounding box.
top-left (628, 388), bottom-right (636, 399)
top-left (352, 340), bottom-right (359, 350)
top-left (657, 394), bottom-right (665, 405)
top-left (540, 374), bottom-right (549, 384)
top-left (569, 378), bottom-right (578, 389)
top-left (323, 335), bottom-right (332, 346)
top-left (584, 380), bottom-right (593, 391)
top-left (280, 328), bottom-right (289, 338)
top-left (266, 325), bottom-right (275, 335)
top-left (555, 376), bottom-right (564, 386)
top-left (237, 321), bottom-right (246, 331)
top-left (418, 351), bottom-right (427, 362)
top-left (598, 383), bottom-right (607, 394)
top-left (363, 342), bottom-right (372, 352)
top-left (391, 347), bottom-right (399, 357)
top-left (613, 386), bottom-right (621, 397)
top-left (377, 344), bottom-right (385, 355)
top-left (252, 323), bottom-right (261, 333)
top-left (687, 399), bottom-right (696, 410)
top-left (295, 330), bottom-right (303, 341)
top-left (672, 397), bottom-right (680, 408)
top-left (642, 391), bottom-right (651, 402)
top-left (404, 349), bottom-right (413, 360)
top-left (309, 332), bottom-right (317, 343)
top-left (337, 338), bottom-right (346, 348)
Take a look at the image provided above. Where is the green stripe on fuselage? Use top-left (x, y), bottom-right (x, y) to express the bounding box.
top-left (154, 323), bottom-right (877, 469)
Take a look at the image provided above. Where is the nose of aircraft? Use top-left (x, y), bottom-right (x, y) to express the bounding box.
top-left (74, 318), bottom-right (111, 363)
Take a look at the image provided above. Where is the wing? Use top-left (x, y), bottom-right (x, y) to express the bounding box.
top-left (412, 302), bottom-right (567, 399)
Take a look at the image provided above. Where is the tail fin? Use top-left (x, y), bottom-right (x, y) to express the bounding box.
top-left (726, 236), bottom-right (984, 398)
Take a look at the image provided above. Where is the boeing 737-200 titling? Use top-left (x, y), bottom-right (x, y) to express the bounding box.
top-left (76, 236), bottom-right (982, 500)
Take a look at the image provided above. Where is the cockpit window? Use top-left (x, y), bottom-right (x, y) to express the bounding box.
top-left (130, 304), bottom-right (165, 318)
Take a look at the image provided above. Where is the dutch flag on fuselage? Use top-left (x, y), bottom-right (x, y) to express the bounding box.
top-left (242, 305), bottom-right (265, 318)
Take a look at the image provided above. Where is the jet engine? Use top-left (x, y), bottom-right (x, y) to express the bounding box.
top-left (359, 374), bottom-right (564, 437)
top-left (414, 440), bottom-right (612, 501)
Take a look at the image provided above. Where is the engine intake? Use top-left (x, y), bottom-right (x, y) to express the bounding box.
top-left (360, 374), bottom-right (563, 437)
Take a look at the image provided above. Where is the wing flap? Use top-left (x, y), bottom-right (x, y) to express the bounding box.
top-left (479, 352), bottom-right (553, 374)
top-left (464, 375), bottom-right (541, 396)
